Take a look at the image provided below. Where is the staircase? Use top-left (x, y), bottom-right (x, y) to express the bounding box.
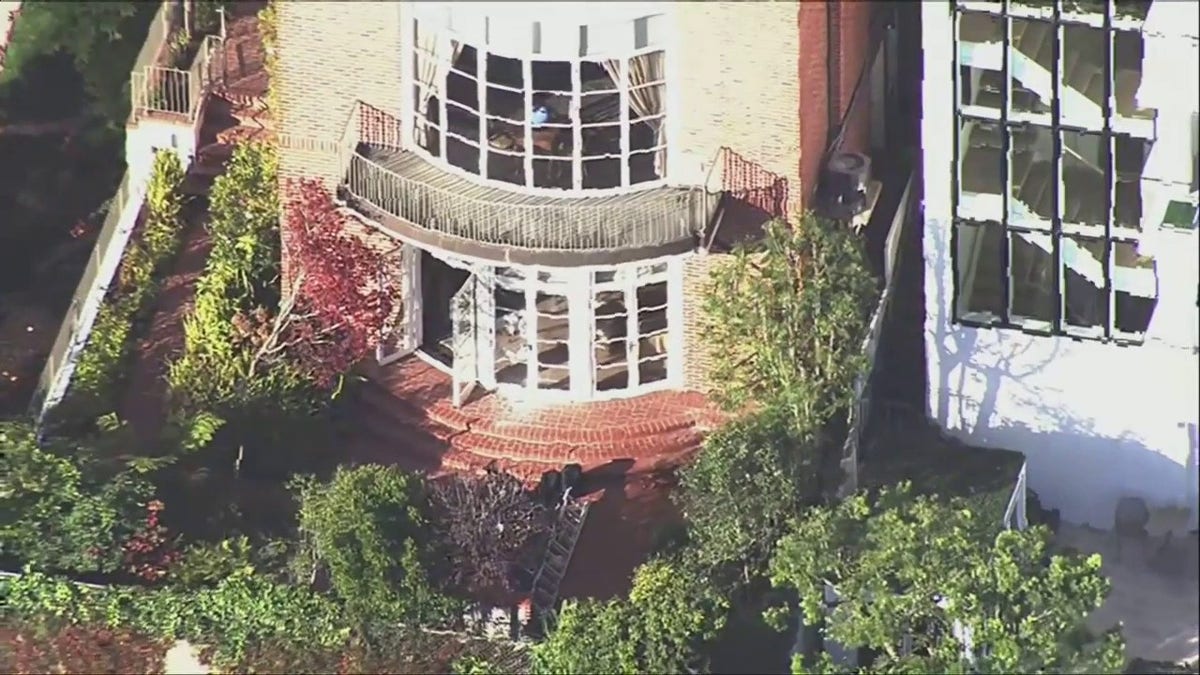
top-left (529, 495), bottom-right (589, 629)
top-left (344, 357), bottom-right (713, 481)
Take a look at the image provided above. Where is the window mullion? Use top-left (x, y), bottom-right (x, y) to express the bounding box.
top-left (572, 58), bottom-right (583, 191)
top-left (626, 272), bottom-right (639, 389)
top-left (440, 33), bottom-right (450, 159)
top-left (666, 259), bottom-right (684, 386)
top-left (479, 47), bottom-right (488, 179)
top-left (1000, 5), bottom-right (1012, 325)
top-left (567, 270), bottom-right (591, 398)
top-left (523, 58), bottom-right (534, 189)
top-left (619, 58), bottom-right (631, 188)
top-left (1050, 10), bottom-right (1064, 334)
top-left (525, 277), bottom-right (538, 392)
top-left (1102, 2), bottom-right (1116, 338)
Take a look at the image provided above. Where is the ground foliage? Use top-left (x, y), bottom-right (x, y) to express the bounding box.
top-left (769, 484), bottom-right (1125, 674)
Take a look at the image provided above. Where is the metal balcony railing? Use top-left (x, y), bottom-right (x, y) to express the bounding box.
top-left (335, 102), bottom-right (721, 253)
top-left (130, 34), bottom-right (224, 121)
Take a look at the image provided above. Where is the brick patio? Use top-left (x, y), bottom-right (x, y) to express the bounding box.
top-left (344, 356), bottom-right (724, 483)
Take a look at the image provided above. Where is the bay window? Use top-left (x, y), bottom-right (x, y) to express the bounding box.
top-left (411, 15), bottom-right (669, 193)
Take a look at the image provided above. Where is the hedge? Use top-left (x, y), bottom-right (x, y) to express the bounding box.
top-left (0, 568), bottom-right (348, 669)
top-left (53, 150), bottom-right (188, 429)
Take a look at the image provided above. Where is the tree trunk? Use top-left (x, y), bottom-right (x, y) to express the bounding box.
top-left (0, 117), bottom-right (85, 137)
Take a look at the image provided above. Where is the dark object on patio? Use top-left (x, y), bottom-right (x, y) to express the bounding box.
top-left (1114, 495), bottom-right (1150, 560)
top-left (820, 151), bottom-right (873, 218)
top-left (538, 469), bottom-right (563, 506)
top-left (562, 463), bottom-right (583, 495)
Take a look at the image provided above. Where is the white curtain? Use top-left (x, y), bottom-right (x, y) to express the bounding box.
top-left (603, 51), bottom-right (666, 177)
top-left (414, 22), bottom-right (463, 150)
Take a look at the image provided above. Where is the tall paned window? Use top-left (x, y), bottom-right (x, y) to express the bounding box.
top-left (949, 0), bottom-right (1188, 344)
top-left (411, 15), bottom-right (669, 193)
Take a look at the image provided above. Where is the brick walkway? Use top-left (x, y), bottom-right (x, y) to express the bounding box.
top-left (117, 9), bottom-right (269, 447)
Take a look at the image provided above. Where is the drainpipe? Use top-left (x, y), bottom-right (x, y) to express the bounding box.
top-left (826, 1), bottom-right (841, 151)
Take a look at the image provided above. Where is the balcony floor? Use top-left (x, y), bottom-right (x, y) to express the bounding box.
top-left (344, 144), bottom-right (713, 265)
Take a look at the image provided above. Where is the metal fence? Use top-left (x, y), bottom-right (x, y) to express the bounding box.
top-left (840, 170), bottom-right (916, 496)
top-left (131, 34), bottom-right (223, 120)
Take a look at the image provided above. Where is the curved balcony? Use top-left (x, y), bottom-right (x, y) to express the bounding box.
top-left (337, 114), bottom-right (720, 265)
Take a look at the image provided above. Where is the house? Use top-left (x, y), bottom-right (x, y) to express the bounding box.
top-left (920, 0), bottom-right (1199, 529)
top-left (271, 1), bottom-right (904, 473)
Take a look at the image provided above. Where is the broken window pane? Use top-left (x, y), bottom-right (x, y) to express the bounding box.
top-left (955, 220), bottom-right (1005, 320)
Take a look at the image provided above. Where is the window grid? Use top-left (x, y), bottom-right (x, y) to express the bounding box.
top-left (411, 18), bottom-right (669, 195)
top-left (952, 0), bottom-right (1157, 344)
top-left (490, 264), bottom-right (675, 397)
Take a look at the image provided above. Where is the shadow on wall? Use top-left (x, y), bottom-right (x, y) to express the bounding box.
top-left (925, 219), bottom-right (1196, 529)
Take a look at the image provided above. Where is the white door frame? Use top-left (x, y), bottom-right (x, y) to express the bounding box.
top-left (377, 243), bottom-right (423, 365)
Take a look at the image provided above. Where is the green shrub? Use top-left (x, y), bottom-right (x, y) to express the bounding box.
top-left (0, 568), bottom-right (350, 669)
top-left (55, 150), bottom-right (187, 429)
top-left (0, 420), bottom-right (154, 574)
top-left (675, 410), bottom-right (818, 582)
top-left (168, 141), bottom-right (299, 414)
top-left (533, 559), bottom-right (728, 674)
top-left (293, 465), bottom-right (458, 627)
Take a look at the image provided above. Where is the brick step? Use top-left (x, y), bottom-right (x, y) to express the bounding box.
top-left (360, 376), bottom-right (703, 464)
top-left (356, 384), bottom-right (701, 475)
top-left (447, 425), bottom-right (702, 467)
top-left (357, 377), bottom-right (468, 433)
top-left (372, 368), bottom-right (706, 446)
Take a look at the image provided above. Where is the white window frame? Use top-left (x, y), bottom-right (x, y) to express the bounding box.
top-left (490, 258), bottom-right (681, 402)
top-left (408, 16), bottom-right (670, 197)
top-left (952, 3), bottom-right (1164, 343)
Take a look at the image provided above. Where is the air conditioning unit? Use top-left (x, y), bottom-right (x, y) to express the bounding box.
top-left (821, 151), bottom-right (873, 218)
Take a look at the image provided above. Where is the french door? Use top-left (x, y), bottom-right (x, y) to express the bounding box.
top-left (377, 243), bottom-right (422, 365)
top-left (451, 266), bottom-right (497, 407)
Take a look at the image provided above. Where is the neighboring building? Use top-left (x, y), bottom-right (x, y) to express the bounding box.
top-left (921, 0), bottom-right (1199, 528)
top-left (272, 2), bottom-right (900, 468)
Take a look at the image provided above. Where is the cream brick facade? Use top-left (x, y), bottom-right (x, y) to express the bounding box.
top-left (273, 1), bottom-right (876, 395)
top-left (672, 2), bottom-right (803, 217)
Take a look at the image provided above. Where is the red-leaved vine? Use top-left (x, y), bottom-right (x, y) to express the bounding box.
top-left (254, 178), bottom-right (398, 387)
top-left (121, 500), bottom-right (180, 583)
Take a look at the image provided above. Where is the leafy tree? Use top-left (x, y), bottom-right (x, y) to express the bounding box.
top-left (254, 177), bottom-right (398, 387)
top-left (532, 558), bottom-right (728, 674)
top-left (675, 410), bottom-right (817, 583)
top-left (0, 420), bottom-right (153, 574)
top-left (703, 216), bottom-right (876, 434)
top-left (769, 484), bottom-right (1125, 674)
top-left (292, 465), bottom-right (455, 627)
top-left (0, 1), bottom-right (152, 132)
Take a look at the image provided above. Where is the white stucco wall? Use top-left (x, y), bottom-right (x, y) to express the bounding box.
top-left (921, 2), bottom-right (1200, 529)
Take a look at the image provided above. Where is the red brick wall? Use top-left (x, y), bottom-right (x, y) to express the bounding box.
top-left (796, 1), bottom-right (876, 213)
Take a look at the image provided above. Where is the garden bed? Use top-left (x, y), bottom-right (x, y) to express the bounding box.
top-left (859, 416), bottom-right (1027, 529)
top-left (47, 151), bottom-right (189, 435)
top-left (0, 619), bottom-right (169, 675)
